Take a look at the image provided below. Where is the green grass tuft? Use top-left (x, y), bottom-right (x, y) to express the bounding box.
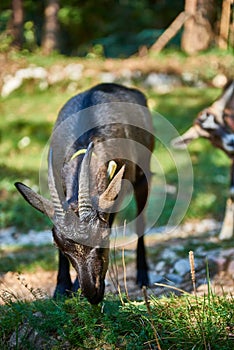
top-left (0, 289), bottom-right (233, 349)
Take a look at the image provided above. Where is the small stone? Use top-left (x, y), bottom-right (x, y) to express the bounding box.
top-left (144, 73), bottom-right (181, 93)
top-left (161, 248), bottom-right (177, 261)
top-left (99, 72), bottom-right (116, 83)
top-left (155, 261), bottom-right (165, 272)
top-left (149, 272), bottom-right (164, 284)
top-left (174, 259), bottom-right (191, 276)
top-left (212, 74), bottom-right (228, 88)
top-left (165, 273), bottom-right (183, 285)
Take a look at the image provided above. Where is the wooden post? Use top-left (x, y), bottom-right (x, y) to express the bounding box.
top-left (218, 0), bottom-right (233, 49)
top-left (150, 11), bottom-right (191, 53)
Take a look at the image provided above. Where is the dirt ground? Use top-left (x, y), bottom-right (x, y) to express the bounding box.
top-left (1, 257), bottom-right (233, 306)
top-left (1, 232), bottom-right (234, 305)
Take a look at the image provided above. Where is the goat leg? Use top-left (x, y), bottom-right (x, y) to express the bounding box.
top-left (219, 159), bottom-right (234, 240)
top-left (134, 173), bottom-right (149, 286)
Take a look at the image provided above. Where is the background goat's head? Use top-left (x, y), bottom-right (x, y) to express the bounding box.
top-left (15, 142), bottom-right (125, 304)
top-left (172, 81), bottom-right (234, 156)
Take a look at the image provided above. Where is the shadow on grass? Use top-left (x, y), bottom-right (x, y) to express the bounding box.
top-left (0, 245), bottom-right (57, 273)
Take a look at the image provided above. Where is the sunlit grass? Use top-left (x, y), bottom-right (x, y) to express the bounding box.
top-left (0, 58), bottom-right (231, 231)
top-left (0, 283), bottom-right (233, 349)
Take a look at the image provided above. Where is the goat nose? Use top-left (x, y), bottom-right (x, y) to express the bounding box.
top-left (85, 284), bottom-right (105, 304)
top-left (80, 276), bottom-right (105, 304)
top-left (87, 291), bottom-right (104, 304)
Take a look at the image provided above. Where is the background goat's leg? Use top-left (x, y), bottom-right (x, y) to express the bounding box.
top-left (219, 159), bottom-right (234, 240)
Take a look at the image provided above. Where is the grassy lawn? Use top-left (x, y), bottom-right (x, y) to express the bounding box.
top-left (0, 290), bottom-right (233, 349)
top-left (0, 51), bottom-right (233, 348)
top-left (0, 72), bottom-right (229, 232)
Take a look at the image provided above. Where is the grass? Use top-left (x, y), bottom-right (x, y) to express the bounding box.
top-left (0, 244), bottom-right (57, 273)
top-left (1, 51), bottom-right (234, 349)
top-left (0, 70), bottom-right (229, 231)
top-left (0, 239), bottom-right (233, 348)
top-left (0, 270), bottom-right (233, 349)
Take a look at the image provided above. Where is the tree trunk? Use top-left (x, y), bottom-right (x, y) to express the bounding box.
top-left (42, 0), bottom-right (60, 54)
top-left (181, 0), bottom-right (216, 54)
top-left (8, 0), bottom-right (24, 49)
top-left (218, 0), bottom-right (233, 49)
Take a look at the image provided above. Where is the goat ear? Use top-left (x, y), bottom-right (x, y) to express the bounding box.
top-left (15, 182), bottom-right (54, 218)
top-left (98, 165), bottom-right (125, 211)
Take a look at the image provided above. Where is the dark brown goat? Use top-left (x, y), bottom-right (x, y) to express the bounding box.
top-left (15, 83), bottom-right (155, 304)
top-left (172, 81), bottom-right (234, 240)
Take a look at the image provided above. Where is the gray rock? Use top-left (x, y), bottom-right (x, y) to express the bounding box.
top-left (144, 73), bottom-right (181, 93)
top-left (165, 273), bottom-right (183, 285)
top-left (0, 228), bottom-right (52, 248)
top-left (161, 248), bottom-right (178, 261)
top-left (155, 261), bottom-right (165, 272)
top-left (149, 272), bottom-right (164, 284)
top-left (99, 72), bottom-right (116, 83)
top-left (174, 259), bottom-right (191, 276)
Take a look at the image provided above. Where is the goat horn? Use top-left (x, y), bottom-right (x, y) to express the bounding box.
top-left (48, 148), bottom-right (66, 221)
top-left (212, 82), bottom-right (234, 122)
top-left (78, 142), bottom-right (94, 219)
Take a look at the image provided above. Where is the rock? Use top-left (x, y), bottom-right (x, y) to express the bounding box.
top-left (0, 229), bottom-right (52, 248)
top-left (144, 73), bottom-right (181, 93)
top-left (9, 324), bottom-right (43, 349)
top-left (1, 67), bottom-right (47, 98)
top-left (149, 272), bottom-right (164, 284)
top-left (174, 259), bottom-right (191, 276)
top-left (155, 261), bottom-right (165, 272)
top-left (181, 72), bottom-right (196, 85)
top-left (120, 68), bottom-right (132, 79)
top-left (165, 273), bottom-right (183, 285)
top-left (64, 63), bottom-right (83, 81)
top-left (99, 72), bottom-right (116, 83)
top-left (161, 248), bottom-right (177, 261)
top-left (212, 74), bottom-right (228, 88)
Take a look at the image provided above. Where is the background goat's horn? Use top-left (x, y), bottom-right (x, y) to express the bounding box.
top-left (212, 82), bottom-right (234, 119)
top-left (78, 142), bottom-right (94, 219)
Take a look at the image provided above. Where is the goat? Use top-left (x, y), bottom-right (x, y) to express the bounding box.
top-left (172, 80), bottom-right (234, 240)
top-left (15, 83), bottom-right (155, 304)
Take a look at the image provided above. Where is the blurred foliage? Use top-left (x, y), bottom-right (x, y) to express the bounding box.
top-left (0, 0), bottom-right (185, 56)
top-left (0, 245), bottom-right (57, 272)
top-left (0, 54), bottom-right (230, 232)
